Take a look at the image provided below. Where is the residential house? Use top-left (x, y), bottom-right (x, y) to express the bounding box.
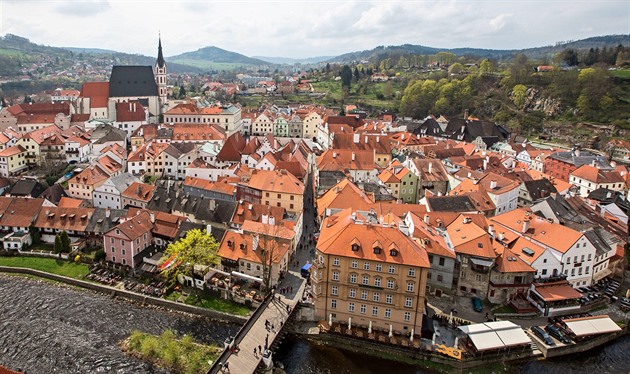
top-left (104, 210), bottom-right (154, 267)
top-left (569, 164), bottom-right (625, 197)
top-left (93, 173), bottom-right (140, 209)
top-left (64, 136), bottom-right (92, 163)
top-left (0, 145), bottom-right (27, 177)
top-left (518, 179), bottom-right (558, 206)
top-left (377, 161), bottom-right (418, 203)
top-left (403, 158), bottom-right (450, 199)
top-left (68, 165), bottom-right (110, 200)
top-left (237, 169), bottom-right (304, 213)
top-left (114, 100), bottom-right (146, 138)
top-left (34, 207), bottom-right (94, 243)
top-left (544, 149), bottom-right (612, 182)
top-left (121, 182), bottom-right (156, 209)
top-left (163, 142), bottom-right (199, 180)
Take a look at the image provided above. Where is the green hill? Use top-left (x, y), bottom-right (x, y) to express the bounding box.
top-left (169, 46), bottom-right (269, 69)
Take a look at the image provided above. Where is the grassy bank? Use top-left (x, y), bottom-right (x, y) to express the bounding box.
top-left (0, 256), bottom-right (89, 279)
top-left (165, 291), bottom-right (251, 317)
top-left (124, 329), bottom-right (220, 374)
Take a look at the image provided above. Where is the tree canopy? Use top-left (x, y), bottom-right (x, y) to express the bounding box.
top-left (159, 229), bottom-right (219, 286)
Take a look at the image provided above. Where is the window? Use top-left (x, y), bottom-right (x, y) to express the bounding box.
top-left (350, 274), bottom-right (357, 283)
top-left (587, 254), bottom-right (592, 261)
top-left (407, 282), bottom-right (414, 292)
top-left (121, 249), bottom-right (126, 255)
top-left (372, 306), bottom-right (379, 316)
top-left (332, 271), bottom-right (339, 281)
top-left (111, 247), bottom-right (115, 253)
top-left (349, 288), bottom-right (356, 298)
top-left (360, 304), bottom-right (366, 314)
top-left (405, 297), bottom-right (413, 308)
top-left (439, 258), bottom-right (445, 266)
top-left (351, 260), bottom-right (358, 269)
top-left (333, 257), bottom-right (340, 266)
top-left (408, 268), bottom-right (416, 277)
top-left (386, 294), bottom-right (393, 304)
top-left (428, 255), bottom-right (433, 264)
top-left (385, 308), bottom-right (391, 318)
top-left (331, 299), bottom-right (337, 309)
top-left (390, 249), bottom-right (398, 256)
top-left (348, 302), bottom-right (355, 312)
top-left (361, 290), bottom-right (368, 300)
top-left (363, 262), bottom-right (370, 270)
top-left (373, 292), bottom-right (380, 302)
top-left (388, 265), bottom-right (396, 274)
top-left (542, 269), bottom-right (547, 275)
top-left (375, 264), bottom-right (382, 272)
top-left (387, 279), bottom-right (395, 289)
top-left (437, 274), bottom-right (444, 282)
top-left (404, 312), bottom-right (411, 321)
top-left (331, 285), bottom-right (338, 296)
top-left (374, 277), bottom-right (382, 287)
top-left (362, 275), bottom-right (369, 285)
top-left (110, 237), bottom-right (115, 244)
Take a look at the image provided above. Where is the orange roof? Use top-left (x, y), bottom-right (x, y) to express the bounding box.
top-left (570, 164), bottom-right (624, 184)
top-left (0, 145), bottom-right (26, 157)
top-left (57, 197), bottom-right (86, 208)
top-left (65, 136), bottom-right (90, 147)
top-left (408, 212), bottom-right (456, 259)
top-left (493, 245), bottom-right (535, 273)
top-left (121, 182), bottom-right (156, 202)
top-left (80, 82), bottom-right (109, 108)
top-left (445, 214), bottom-right (496, 258)
top-left (72, 165), bottom-right (109, 187)
top-left (245, 169), bottom-right (304, 195)
top-left (0, 197), bottom-right (44, 228)
top-left (97, 155), bottom-right (122, 175)
top-left (532, 281), bottom-right (582, 301)
top-left (241, 220), bottom-right (295, 241)
top-left (316, 149), bottom-right (375, 172)
top-left (34, 206), bottom-right (94, 231)
top-left (183, 176), bottom-right (236, 196)
top-left (231, 200), bottom-right (285, 227)
top-left (21, 125), bottom-right (62, 145)
top-left (108, 210), bottom-right (153, 240)
top-left (317, 178), bottom-right (374, 218)
top-left (491, 208), bottom-right (582, 253)
top-left (170, 123), bottom-right (225, 142)
top-left (218, 230), bottom-right (290, 265)
top-left (317, 208), bottom-right (430, 268)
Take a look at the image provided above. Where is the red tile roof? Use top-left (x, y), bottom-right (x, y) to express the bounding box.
top-left (121, 182), bottom-right (156, 202)
top-left (80, 82), bottom-right (109, 108)
top-left (115, 101), bottom-right (145, 122)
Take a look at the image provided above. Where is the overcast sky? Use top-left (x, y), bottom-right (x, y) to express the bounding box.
top-left (1, 0), bottom-right (628, 59)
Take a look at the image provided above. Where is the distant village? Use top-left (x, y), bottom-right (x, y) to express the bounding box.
top-left (0, 37), bottom-right (629, 360)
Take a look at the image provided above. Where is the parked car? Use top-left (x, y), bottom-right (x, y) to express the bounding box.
top-left (545, 324), bottom-right (571, 344)
top-left (531, 326), bottom-right (555, 346)
top-left (472, 297), bottom-right (483, 312)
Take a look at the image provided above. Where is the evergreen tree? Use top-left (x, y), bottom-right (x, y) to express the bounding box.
top-left (54, 235), bottom-right (63, 254)
top-left (340, 65), bottom-right (352, 90)
top-left (59, 230), bottom-right (71, 253)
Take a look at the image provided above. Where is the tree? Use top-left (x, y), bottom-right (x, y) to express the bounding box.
top-left (340, 65), bottom-right (352, 90)
top-left (54, 235), bottom-right (63, 254)
top-left (479, 59), bottom-right (494, 75)
top-left (254, 224), bottom-right (288, 293)
top-left (178, 85), bottom-right (186, 99)
top-left (512, 84), bottom-right (528, 109)
top-left (94, 249), bottom-right (106, 262)
top-left (561, 49), bottom-right (579, 66)
top-left (159, 229), bottom-right (219, 286)
top-left (59, 231), bottom-right (71, 253)
top-left (325, 63), bottom-right (331, 74)
top-left (353, 67), bottom-right (360, 83)
top-left (383, 81), bottom-right (393, 97)
top-left (448, 63), bottom-right (464, 75)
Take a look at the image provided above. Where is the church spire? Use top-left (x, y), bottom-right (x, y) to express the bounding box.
top-left (157, 33), bottom-right (165, 68)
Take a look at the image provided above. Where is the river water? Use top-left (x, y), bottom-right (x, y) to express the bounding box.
top-left (2, 274), bottom-right (630, 374)
top-left (0, 275), bottom-right (238, 374)
top-left (274, 333), bottom-right (630, 374)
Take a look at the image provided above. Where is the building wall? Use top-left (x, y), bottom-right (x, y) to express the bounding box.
top-left (104, 227), bottom-right (152, 267)
top-left (487, 270), bottom-right (534, 304)
top-left (456, 255), bottom-right (492, 298)
top-left (313, 252), bottom-right (427, 334)
top-left (261, 191), bottom-right (303, 213)
top-left (426, 254), bottom-right (455, 292)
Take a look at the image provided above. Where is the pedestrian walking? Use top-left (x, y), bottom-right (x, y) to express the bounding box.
top-left (290, 286), bottom-right (293, 293)
top-left (280, 320), bottom-right (284, 328)
top-left (258, 345), bottom-right (262, 354)
top-left (224, 361), bottom-right (230, 372)
top-left (254, 347), bottom-right (258, 357)
top-left (271, 323), bottom-right (275, 332)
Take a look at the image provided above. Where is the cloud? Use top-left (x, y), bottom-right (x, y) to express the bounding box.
top-left (54, 0), bottom-right (110, 16)
top-left (489, 13), bottom-right (512, 32)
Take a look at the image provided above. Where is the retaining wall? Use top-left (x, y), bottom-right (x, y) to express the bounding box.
top-left (0, 266), bottom-right (247, 324)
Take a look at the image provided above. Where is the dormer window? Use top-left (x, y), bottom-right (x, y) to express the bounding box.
top-left (351, 244), bottom-right (360, 252)
top-left (390, 249), bottom-right (398, 257)
top-left (373, 246), bottom-right (381, 254)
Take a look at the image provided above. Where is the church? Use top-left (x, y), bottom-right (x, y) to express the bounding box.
top-left (77, 36), bottom-right (168, 123)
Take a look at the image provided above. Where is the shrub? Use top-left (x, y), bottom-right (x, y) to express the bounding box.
top-left (94, 249), bottom-right (106, 262)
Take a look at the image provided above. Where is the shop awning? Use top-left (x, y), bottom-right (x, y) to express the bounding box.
top-left (231, 271), bottom-right (263, 283)
top-left (470, 257), bottom-right (494, 267)
top-left (564, 315), bottom-right (621, 337)
top-left (459, 321), bottom-right (531, 352)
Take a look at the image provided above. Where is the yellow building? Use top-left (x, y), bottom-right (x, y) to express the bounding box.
top-left (312, 208), bottom-right (430, 336)
top-left (68, 165), bottom-right (110, 200)
top-left (238, 169), bottom-right (305, 213)
top-left (0, 145), bottom-right (27, 177)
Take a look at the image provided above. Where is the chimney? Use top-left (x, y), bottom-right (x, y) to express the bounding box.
top-left (483, 159), bottom-right (488, 170)
top-left (498, 232), bottom-right (504, 241)
top-left (262, 214), bottom-right (269, 224)
top-left (522, 218), bottom-right (530, 233)
top-left (376, 136), bottom-right (379, 142)
top-left (490, 180), bottom-right (497, 189)
top-left (488, 224), bottom-right (494, 236)
top-left (424, 214), bottom-right (430, 224)
top-left (365, 136), bottom-right (368, 143)
top-left (269, 216), bottom-right (275, 225)
top-left (209, 199), bottom-right (216, 211)
top-left (105, 207), bottom-right (111, 218)
top-left (467, 171), bottom-right (472, 178)
top-left (352, 152), bottom-right (355, 161)
top-left (150, 212), bottom-right (155, 223)
top-left (332, 152), bottom-right (336, 158)
top-left (428, 162), bottom-right (432, 174)
top-left (401, 133), bottom-right (405, 140)
top-left (129, 102), bottom-right (132, 111)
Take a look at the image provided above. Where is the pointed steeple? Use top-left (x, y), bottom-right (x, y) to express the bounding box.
top-left (157, 33), bottom-right (165, 68)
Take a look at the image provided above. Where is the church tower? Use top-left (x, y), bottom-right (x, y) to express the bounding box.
top-left (155, 34), bottom-right (167, 111)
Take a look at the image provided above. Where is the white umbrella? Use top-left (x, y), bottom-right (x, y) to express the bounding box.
top-left (329, 313), bottom-right (332, 326)
top-left (454, 337), bottom-right (459, 348)
top-left (388, 324), bottom-right (393, 338)
top-left (449, 311), bottom-right (453, 324)
top-left (432, 333), bottom-right (437, 345)
top-left (348, 317), bottom-right (352, 330)
top-left (410, 329), bottom-right (414, 342)
top-left (368, 321), bottom-right (372, 334)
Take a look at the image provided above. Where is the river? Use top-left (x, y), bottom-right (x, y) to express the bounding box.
top-left (274, 333), bottom-right (630, 374)
top-left (2, 274), bottom-right (630, 374)
top-left (0, 275), bottom-right (239, 374)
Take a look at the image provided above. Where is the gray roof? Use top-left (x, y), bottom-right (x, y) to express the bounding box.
top-left (147, 180), bottom-right (182, 212)
top-left (86, 208), bottom-right (128, 234)
top-left (173, 194), bottom-right (236, 224)
top-left (109, 173), bottom-right (141, 193)
top-left (10, 180), bottom-right (46, 197)
top-left (548, 150), bottom-right (612, 169)
top-left (40, 184), bottom-right (67, 204)
top-left (109, 66), bottom-right (158, 98)
top-left (584, 229), bottom-right (616, 257)
top-left (523, 179), bottom-right (558, 202)
top-left (91, 124), bottom-right (126, 144)
top-left (427, 195), bottom-right (477, 212)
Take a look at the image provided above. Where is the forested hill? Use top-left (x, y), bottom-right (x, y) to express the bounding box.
top-left (328, 35), bottom-right (630, 63)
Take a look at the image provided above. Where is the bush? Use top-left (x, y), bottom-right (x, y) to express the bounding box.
top-left (94, 249), bottom-right (106, 262)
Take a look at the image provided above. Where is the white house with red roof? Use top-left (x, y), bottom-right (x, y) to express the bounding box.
top-left (64, 136), bottom-right (92, 163)
top-left (114, 100), bottom-right (147, 138)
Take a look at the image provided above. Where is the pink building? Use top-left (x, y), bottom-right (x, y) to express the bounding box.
top-left (104, 210), bottom-right (153, 267)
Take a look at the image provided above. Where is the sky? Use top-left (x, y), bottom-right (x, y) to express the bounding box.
top-left (1, 0), bottom-right (629, 59)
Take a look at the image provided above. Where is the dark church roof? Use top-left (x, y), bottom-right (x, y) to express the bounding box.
top-left (157, 37), bottom-right (165, 68)
top-left (109, 66), bottom-right (158, 98)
